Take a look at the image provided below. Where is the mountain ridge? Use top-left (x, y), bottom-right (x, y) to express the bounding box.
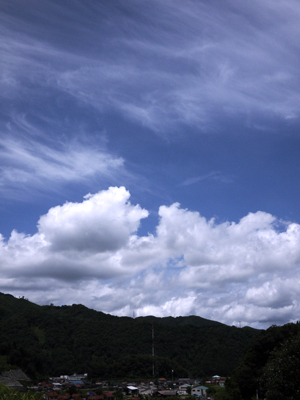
top-left (0, 292), bottom-right (261, 380)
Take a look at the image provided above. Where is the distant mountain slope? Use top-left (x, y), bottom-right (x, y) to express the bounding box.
top-left (136, 315), bottom-right (223, 327)
top-left (0, 292), bottom-right (261, 380)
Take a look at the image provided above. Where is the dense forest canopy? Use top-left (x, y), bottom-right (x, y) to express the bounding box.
top-left (226, 322), bottom-right (300, 400)
top-left (2, 292), bottom-right (300, 399)
top-left (0, 292), bottom-right (260, 381)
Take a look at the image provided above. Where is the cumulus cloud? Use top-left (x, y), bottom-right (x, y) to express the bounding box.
top-left (2, 1), bottom-right (300, 330)
top-left (0, 187), bottom-right (148, 280)
top-left (38, 186), bottom-right (148, 252)
top-left (0, 186), bottom-right (300, 328)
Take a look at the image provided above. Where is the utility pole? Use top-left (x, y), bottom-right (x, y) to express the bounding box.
top-left (152, 321), bottom-right (155, 379)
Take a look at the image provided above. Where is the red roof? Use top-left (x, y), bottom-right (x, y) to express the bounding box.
top-left (103, 392), bottom-right (114, 398)
top-left (46, 392), bottom-right (59, 398)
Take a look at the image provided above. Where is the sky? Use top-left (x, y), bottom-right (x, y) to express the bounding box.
top-left (0, 0), bottom-right (300, 329)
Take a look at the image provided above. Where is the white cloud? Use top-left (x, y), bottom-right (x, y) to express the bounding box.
top-left (38, 186), bottom-right (148, 252)
top-left (0, 187), bottom-right (149, 280)
top-left (180, 172), bottom-right (221, 187)
top-left (2, 0), bottom-right (300, 134)
top-left (0, 186), bottom-right (300, 328)
top-left (0, 133), bottom-right (124, 198)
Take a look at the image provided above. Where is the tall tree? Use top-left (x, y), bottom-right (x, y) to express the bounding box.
top-left (261, 332), bottom-right (300, 400)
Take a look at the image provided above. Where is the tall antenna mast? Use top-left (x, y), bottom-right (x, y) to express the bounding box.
top-left (152, 321), bottom-right (155, 378)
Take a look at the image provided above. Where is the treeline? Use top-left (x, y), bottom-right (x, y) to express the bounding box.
top-left (0, 292), bottom-right (260, 381)
top-left (225, 322), bottom-right (300, 399)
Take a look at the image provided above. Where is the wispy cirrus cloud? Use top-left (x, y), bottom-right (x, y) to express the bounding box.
top-left (1, 1), bottom-right (300, 330)
top-left (1, 0), bottom-right (300, 134)
top-left (0, 131), bottom-right (124, 199)
top-left (180, 172), bottom-right (222, 187)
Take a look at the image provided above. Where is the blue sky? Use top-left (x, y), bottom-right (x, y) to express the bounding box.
top-left (1, 0), bottom-right (300, 328)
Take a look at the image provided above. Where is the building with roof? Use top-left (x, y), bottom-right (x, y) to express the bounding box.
top-left (191, 386), bottom-right (208, 397)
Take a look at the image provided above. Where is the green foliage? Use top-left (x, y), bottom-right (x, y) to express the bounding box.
top-left (115, 389), bottom-right (123, 400)
top-left (136, 315), bottom-right (223, 327)
top-left (261, 332), bottom-right (300, 399)
top-left (32, 327), bottom-right (45, 345)
top-left (0, 385), bottom-right (42, 399)
top-left (0, 354), bottom-right (10, 373)
top-left (208, 386), bottom-right (230, 400)
top-left (227, 322), bottom-right (300, 400)
top-left (0, 292), bottom-right (261, 380)
top-left (225, 377), bottom-right (242, 400)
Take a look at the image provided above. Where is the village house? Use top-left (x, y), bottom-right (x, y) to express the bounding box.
top-left (191, 385), bottom-right (208, 397)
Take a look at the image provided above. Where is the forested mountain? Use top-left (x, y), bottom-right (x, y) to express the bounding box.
top-left (0, 292), bottom-right (260, 381)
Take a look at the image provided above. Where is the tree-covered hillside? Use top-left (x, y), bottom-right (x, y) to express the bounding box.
top-left (226, 322), bottom-right (300, 400)
top-left (0, 292), bottom-right (260, 381)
